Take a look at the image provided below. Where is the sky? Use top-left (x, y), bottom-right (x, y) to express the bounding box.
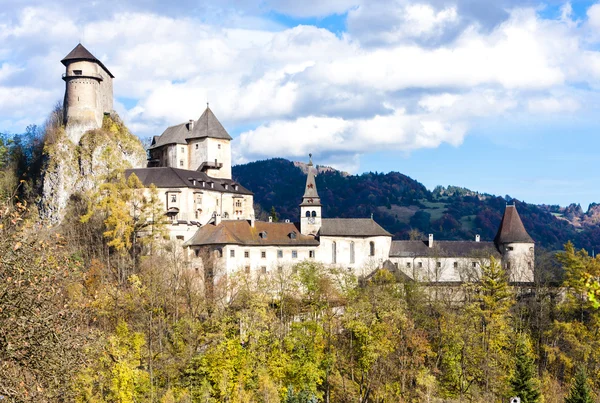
top-left (1, 0), bottom-right (600, 209)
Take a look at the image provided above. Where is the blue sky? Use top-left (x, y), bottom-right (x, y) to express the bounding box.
top-left (1, 0), bottom-right (600, 208)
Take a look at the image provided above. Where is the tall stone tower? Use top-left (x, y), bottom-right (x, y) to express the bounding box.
top-left (494, 204), bottom-right (535, 283)
top-left (61, 43), bottom-right (114, 142)
top-left (300, 154), bottom-right (322, 236)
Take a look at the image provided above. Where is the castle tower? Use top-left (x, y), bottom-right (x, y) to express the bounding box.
top-left (494, 204), bottom-right (535, 283)
top-left (300, 154), bottom-right (322, 236)
top-left (61, 43), bottom-right (114, 142)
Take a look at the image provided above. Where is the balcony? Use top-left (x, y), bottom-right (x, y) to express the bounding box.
top-left (62, 72), bottom-right (103, 81)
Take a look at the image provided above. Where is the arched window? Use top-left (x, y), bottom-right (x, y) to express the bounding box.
top-left (306, 211), bottom-right (311, 217)
top-left (350, 241), bottom-right (355, 264)
top-left (332, 241), bottom-right (337, 264)
top-left (311, 211), bottom-right (317, 217)
top-left (369, 241), bottom-right (375, 256)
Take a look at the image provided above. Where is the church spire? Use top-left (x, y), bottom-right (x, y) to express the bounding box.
top-left (301, 154), bottom-right (321, 205)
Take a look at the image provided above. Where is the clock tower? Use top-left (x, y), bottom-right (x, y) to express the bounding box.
top-left (300, 154), bottom-right (322, 236)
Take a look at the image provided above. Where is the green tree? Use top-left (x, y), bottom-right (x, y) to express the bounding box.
top-left (509, 335), bottom-right (540, 403)
top-left (564, 368), bottom-right (593, 403)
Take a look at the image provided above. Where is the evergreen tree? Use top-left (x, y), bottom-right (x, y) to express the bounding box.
top-left (564, 368), bottom-right (593, 403)
top-left (509, 335), bottom-right (540, 403)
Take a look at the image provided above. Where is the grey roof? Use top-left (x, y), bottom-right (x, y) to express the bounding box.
top-left (125, 167), bottom-right (252, 195)
top-left (389, 240), bottom-right (501, 258)
top-left (150, 107), bottom-right (232, 149)
top-left (61, 43), bottom-right (114, 78)
top-left (302, 156), bottom-right (320, 200)
top-left (185, 220), bottom-right (319, 247)
top-left (319, 218), bottom-right (391, 237)
top-left (494, 205), bottom-right (534, 244)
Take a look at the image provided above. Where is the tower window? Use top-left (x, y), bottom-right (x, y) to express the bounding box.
top-left (195, 144), bottom-right (199, 149)
top-left (311, 211), bottom-right (317, 217)
top-left (306, 211), bottom-right (310, 217)
top-left (350, 241), bottom-right (355, 264)
top-left (369, 241), bottom-right (375, 256)
top-left (180, 160), bottom-right (184, 167)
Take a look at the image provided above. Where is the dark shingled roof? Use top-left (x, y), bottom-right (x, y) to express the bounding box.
top-left (390, 240), bottom-right (501, 258)
top-left (61, 43), bottom-right (114, 78)
top-left (125, 167), bottom-right (252, 195)
top-left (150, 107), bottom-right (232, 149)
top-left (185, 220), bottom-right (320, 247)
top-left (494, 205), bottom-right (534, 244)
top-left (319, 218), bottom-right (391, 237)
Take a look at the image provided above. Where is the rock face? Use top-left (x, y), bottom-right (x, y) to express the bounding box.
top-left (40, 113), bottom-right (146, 223)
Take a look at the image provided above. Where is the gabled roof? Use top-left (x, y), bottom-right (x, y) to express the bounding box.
top-left (494, 205), bottom-right (534, 244)
top-left (389, 240), bottom-right (501, 258)
top-left (61, 43), bottom-right (114, 78)
top-left (149, 107), bottom-right (232, 149)
top-left (185, 220), bottom-right (320, 247)
top-left (125, 167), bottom-right (252, 195)
top-left (319, 218), bottom-right (391, 237)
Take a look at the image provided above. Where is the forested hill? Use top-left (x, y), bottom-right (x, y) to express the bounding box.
top-left (233, 158), bottom-right (598, 252)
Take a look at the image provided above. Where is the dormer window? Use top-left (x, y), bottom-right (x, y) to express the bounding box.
top-left (234, 185), bottom-right (239, 191)
top-left (210, 183), bottom-right (214, 189)
top-left (259, 231), bottom-right (267, 239)
top-left (224, 184), bottom-right (228, 190)
top-left (289, 232), bottom-right (297, 239)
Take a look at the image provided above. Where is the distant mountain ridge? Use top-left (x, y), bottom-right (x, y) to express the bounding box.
top-left (232, 158), bottom-right (599, 252)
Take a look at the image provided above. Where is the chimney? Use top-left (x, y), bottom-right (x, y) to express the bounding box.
top-left (213, 212), bottom-right (221, 226)
top-left (188, 119), bottom-right (194, 131)
top-left (268, 216), bottom-right (273, 223)
top-left (250, 214), bottom-right (255, 228)
top-left (475, 234), bottom-right (481, 242)
top-left (428, 234), bottom-right (434, 248)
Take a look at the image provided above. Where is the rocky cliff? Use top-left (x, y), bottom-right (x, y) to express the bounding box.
top-left (40, 113), bottom-right (146, 223)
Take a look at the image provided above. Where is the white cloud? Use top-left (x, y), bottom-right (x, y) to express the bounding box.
top-left (527, 97), bottom-right (580, 113)
top-left (588, 3), bottom-right (600, 32)
top-left (0, 1), bottom-right (600, 172)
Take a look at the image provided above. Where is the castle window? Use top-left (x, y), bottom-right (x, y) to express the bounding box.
top-left (311, 211), bottom-right (317, 217)
top-left (418, 262), bottom-right (423, 268)
top-left (260, 266), bottom-right (267, 274)
top-left (216, 249), bottom-right (223, 258)
top-left (277, 266), bottom-right (283, 272)
top-left (195, 210), bottom-right (199, 219)
top-left (180, 160), bottom-right (184, 167)
top-left (406, 262), bottom-right (411, 268)
top-left (507, 246), bottom-right (514, 251)
top-left (350, 241), bottom-right (355, 264)
top-left (244, 250), bottom-right (249, 258)
top-left (73, 70), bottom-right (82, 75)
top-left (223, 212), bottom-right (229, 218)
top-left (292, 250), bottom-right (298, 259)
top-left (306, 211), bottom-right (310, 217)
top-left (245, 266), bottom-right (250, 274)
top-left (453, 262), bottom-right (458, 268)
top-left (277, 250), bottom-right (283, 258)
top-left (332, 241), bottom-right (337, 264)
top-left (472, 262), bottom-right (477, 268)
top-left (309, 250), bottom-right (315, 259)
top-left (230, 249), bottom-right (235, 258)
top-left (437, 262), bottom-right (441, 268)
top-left (235, 200), bottom-right (242, 208)
top-left (369, 241), bottom-right (375, 256)
top-left (171, 194), bottom-right (177, 203)
top-left (261, 251), bottom-right (266, 258)
top-left (181, 147), bottom-right (185, 153)
top-left (176, 236), bottom-right (184, 241)
top-left (218, 144), bottom-right (221, 149)
top-left (506, 262), bottom-right (511, 271)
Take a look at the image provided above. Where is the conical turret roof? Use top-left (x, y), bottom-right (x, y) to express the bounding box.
top-left (61, 43), bottom-right (114, 78)
top-left (494, 205), bottom-right (534, 244)
top-left (300, 155), bottom-right (321, 206)
top-left (192, 106), bottom-right (232, 140)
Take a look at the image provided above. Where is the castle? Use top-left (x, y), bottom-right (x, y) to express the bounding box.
top-left (62, 44), bottom-right (535, 284)
top-left (61, 44), bottom-right (114, 142)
